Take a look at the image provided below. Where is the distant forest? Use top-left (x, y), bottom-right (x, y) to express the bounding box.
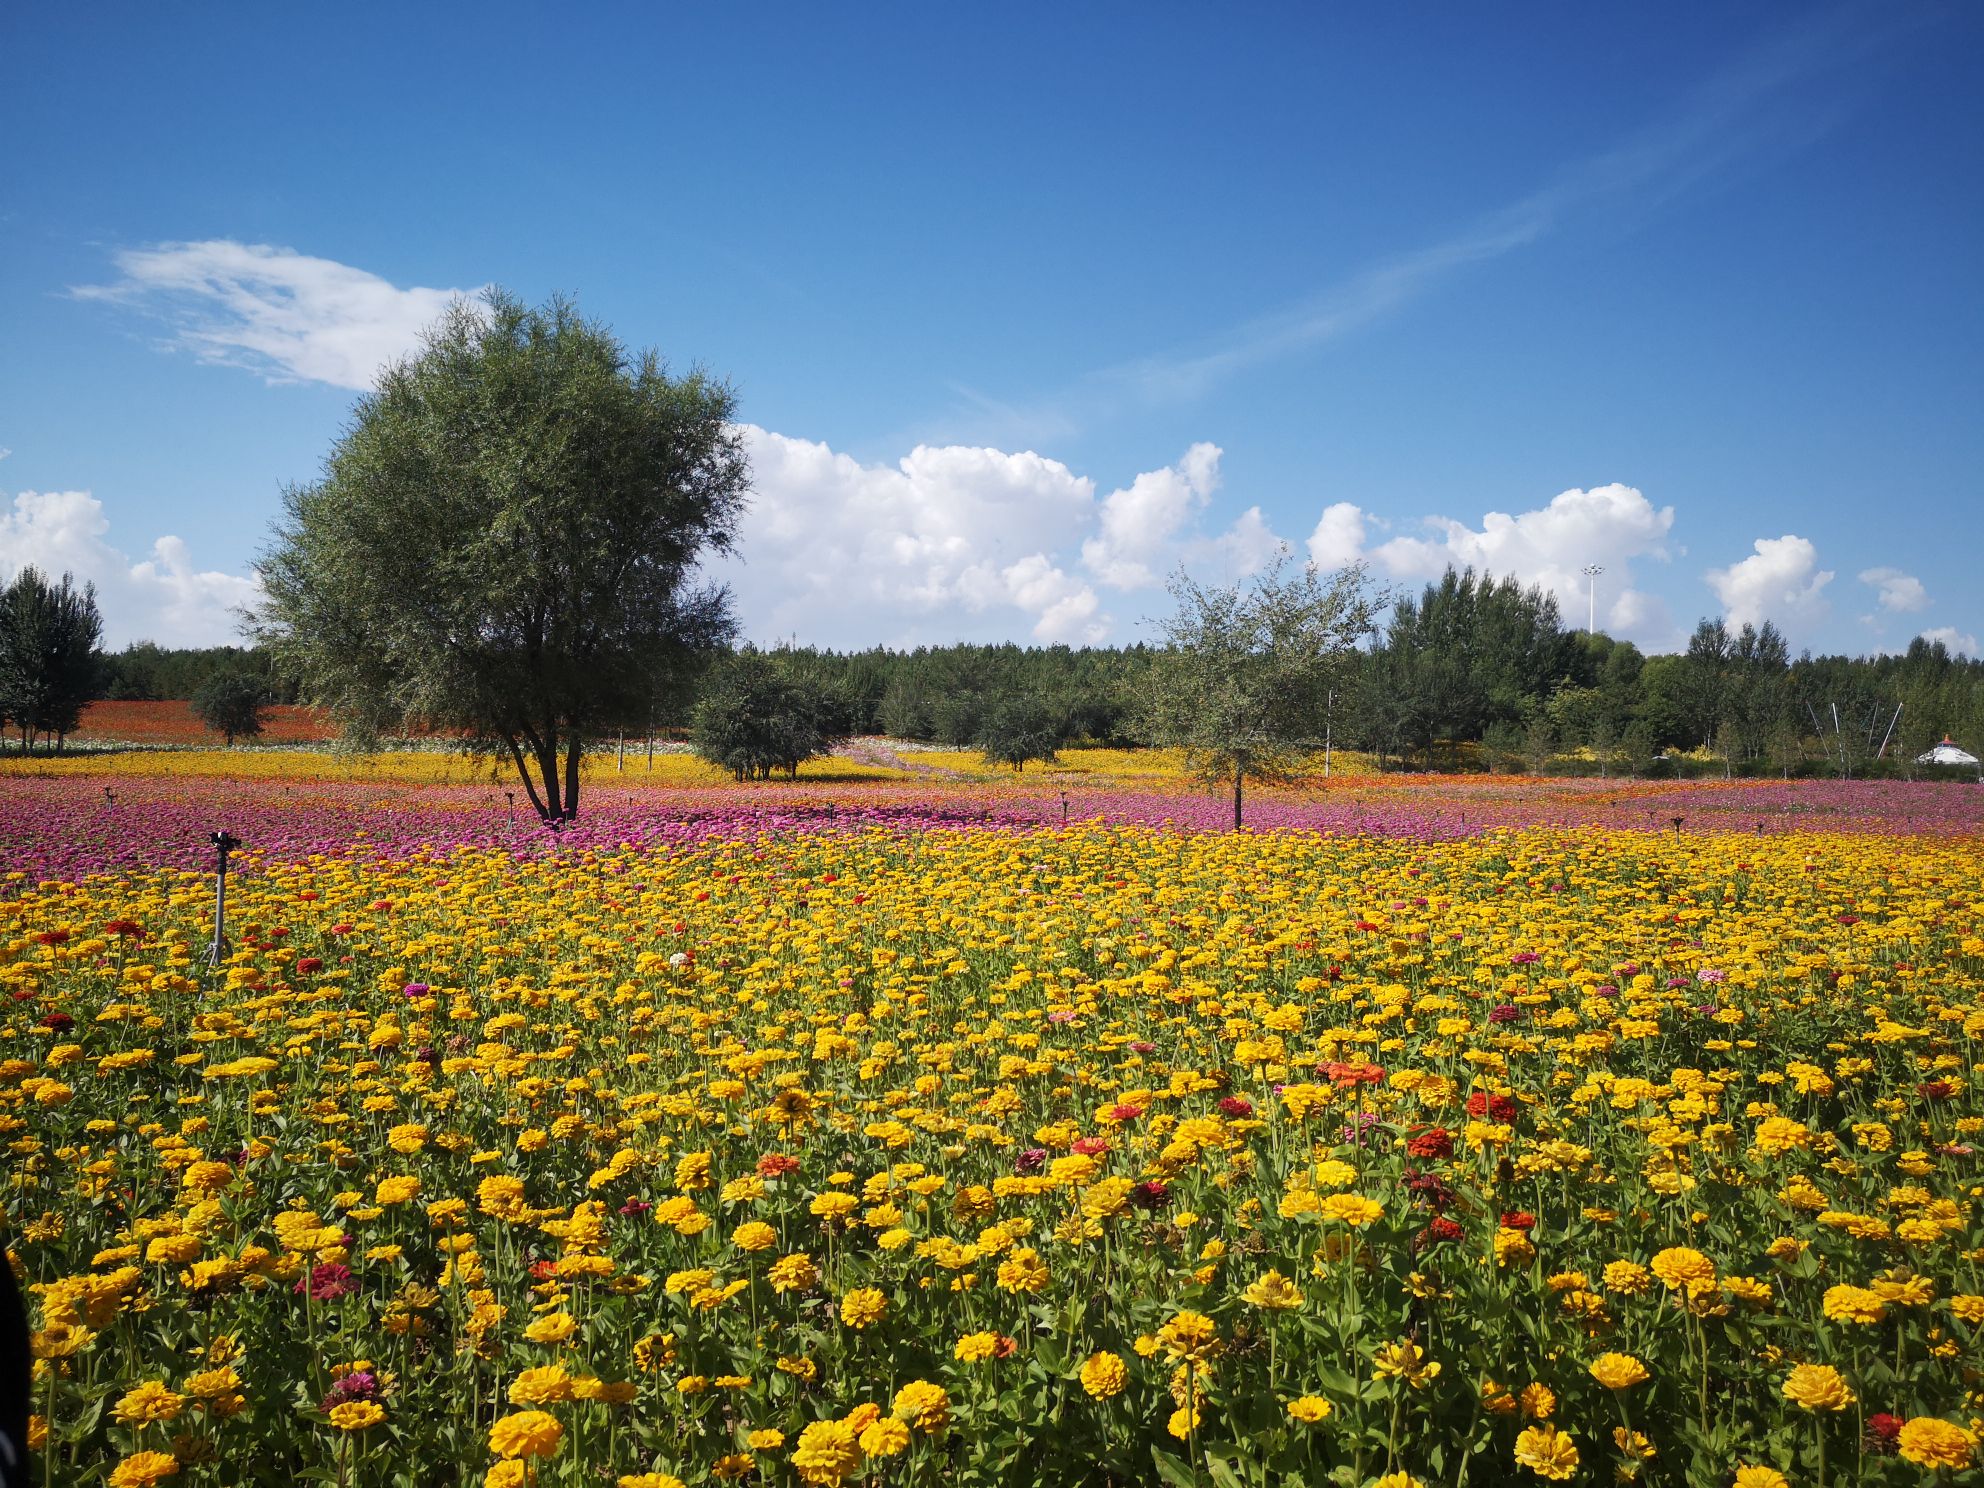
top-left (100, 568), bottom-right (1984, 777)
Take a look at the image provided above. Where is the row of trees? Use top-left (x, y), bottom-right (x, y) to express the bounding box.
top-left (0, 567), bottom-right (103, 751)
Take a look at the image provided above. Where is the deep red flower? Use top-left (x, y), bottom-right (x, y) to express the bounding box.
top-left (1070, 1136), bottom-right (1111, 1157)
top-left (1466, 1092), bottom-right (1518, 1122)
top-left (1867, 1413), bottom-right (1903, 1453)
top-left (1218, 1096), bottom-right (1255, 1118)
top-left (1108, 1103), bottom-right (1145, 1122)
top-left (1413, 1216), bottom-right (1465, 1252)
top-left (1405, 1128), bottom-right (1453, 1160)
top-left (296, 957), bottom-right (324, 975)
top-left (1918, 1079), bottom-right (1960, 1101)
top-left (1128, 1180), bottom-right (1171, 1211)
top-left (1499, 1210), bottom-right (1536, 1232)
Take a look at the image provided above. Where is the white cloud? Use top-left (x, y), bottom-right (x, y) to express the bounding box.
top-left (73, 240), bottom-right (480, 391)
top-left (1206, 506), bottom-right (1283, 579)
top-left (717, 426), bottom-right (1112, 646)
top-left (1704, 534), bottom-right (1834, 635)
top-left (1079, 442), bottom-right (1222, 590)
top-left (1306, 483), bottom-right (1679, 647)
top-left (1919, 626), bottom-right (1979, 658)
top-left (1306, 501), bottom-right (1367, 570)
top-left (0, 490), bottom-right (261, 647)
top-left (1859, 565), bottom-right (1929, 613)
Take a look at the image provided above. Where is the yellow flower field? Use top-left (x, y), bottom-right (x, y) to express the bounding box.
top-left (9, 819), bottom-right (1984, 1486)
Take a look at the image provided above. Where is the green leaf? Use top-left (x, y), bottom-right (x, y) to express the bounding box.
top-left (1151, 1445), bottom-right (1201, 1488)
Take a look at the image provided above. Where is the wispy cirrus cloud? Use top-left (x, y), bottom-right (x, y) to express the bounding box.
top-left (943, 6), bottom-right (1916, 441)
top-left (72, 240), bottom-right (483, 391)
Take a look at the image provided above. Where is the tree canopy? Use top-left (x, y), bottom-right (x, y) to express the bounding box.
top-left (257, 291), bottom-right (748, 820)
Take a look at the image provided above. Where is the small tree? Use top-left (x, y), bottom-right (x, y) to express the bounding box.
top-left (975, 691), bottom-right (1065, 772)
top-left (691, 650), bottom-right (850, 781)
top-left (1621, 722), bottom-right (1658, 776)
top-left (192, 671), bottom-right (268, 746)
top-left (1521, 714), bottom-right (1557, 776)
top-left (1139, 552), bottom-right (1380, 829)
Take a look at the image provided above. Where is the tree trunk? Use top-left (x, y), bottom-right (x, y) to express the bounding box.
top-left (1232, 766), bottom-right (1244, 831)
top-left (563, 734), bottom-right (582, 819)
top-left (504, 737), bottom-right (552, 821)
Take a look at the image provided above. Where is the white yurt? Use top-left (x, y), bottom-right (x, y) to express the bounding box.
top-left (1916, 737), bottom-right (1981, 768)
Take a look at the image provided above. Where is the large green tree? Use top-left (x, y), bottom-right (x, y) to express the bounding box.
top-left (1138, 552), bottom-right (1380, 828)
top-left (257, 292), bottom-right (748, 820)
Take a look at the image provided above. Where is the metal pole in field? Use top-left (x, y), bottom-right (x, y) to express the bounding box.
top-left (207, 830), bottom-right (239, 967)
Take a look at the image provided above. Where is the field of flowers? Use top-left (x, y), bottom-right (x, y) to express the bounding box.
top-left (9, 764), bottom-right (1984, 1487)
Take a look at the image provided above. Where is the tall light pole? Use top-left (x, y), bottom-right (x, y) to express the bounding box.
top-left (1580, 564), bottom-right (1605, 635)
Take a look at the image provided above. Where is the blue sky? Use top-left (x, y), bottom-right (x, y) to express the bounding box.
top-left (2, 2), bottom-right (1979, 654)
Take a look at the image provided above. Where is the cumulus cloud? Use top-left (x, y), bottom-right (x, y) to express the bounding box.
top-left (1300, 483), bottom-right (1679, 648)
top-left (1859, 565), bottom-right (1929, 614)
top-left (0, 489), bottom-right (261, 647)
top-left (1079, 443), bottom-right (1222, 590)
top-left (1205, 506), bottom-right (1283, 579)
top-left (716, 426), bottom-right (1112, 646)
top-left (1704, 534), bottom-right (1834, 635)
top-left (73, 240), bottom-right (480, 391)
top-left (1306, 502), bottom-right (1367, 570)
top-left (1919, 626), bottom-right (1980, 658)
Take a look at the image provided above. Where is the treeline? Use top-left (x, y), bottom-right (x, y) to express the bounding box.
top-left (100, 641), bottom-right (301, 704)
top-left (1353, 572), bottom-right (1984, 776)
top-left (39, 565), bottom-right (1984, 775)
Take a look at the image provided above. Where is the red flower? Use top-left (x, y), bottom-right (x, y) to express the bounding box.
top-left (1108, 1103), bottom-right (1145, 1123)
top-left (1499, 1210), bottom-right (1536, 1232)
top-left (1405, 1128), bottom-right (1453, 1160)
top-left (1867, 1413), bottom-right (1903, 1453)
top-left (1465, 1092), bottom-right (1518, 1122)
top-left (296, 957), bottom-right (324, 975)
top-left (1218, 1096), bottom-right (1255, 1118)
top-left (1413, 1216), bottom-right (1465, 1252)
top-left (756, 1153), bottom-right (801, 1178)
top-left (1918, 1079), bottom-right (1960, 1101)
top-left (34, 930), bottom-right (70, 946)
top-left (1071, 1136), bottom-right (1111, 1157)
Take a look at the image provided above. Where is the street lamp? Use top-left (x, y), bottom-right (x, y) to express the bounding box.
top-left (1580, 565), bottom-right (1605, 635)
